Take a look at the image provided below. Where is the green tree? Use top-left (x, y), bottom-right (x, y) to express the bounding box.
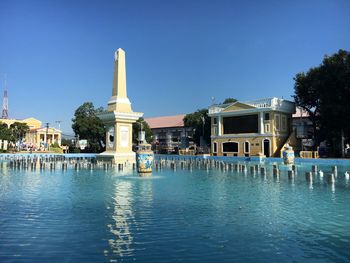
top-left (293, 49), bottom-right (350, 156)
top-left (183, 109), bottom-right (211, 146)
top-left (61, 137), bottom-right (74, 147)
top-left (72, 102), bottom-right (106, 153)
top-left (0, 122), bottom-right (12, 141)
top-left (10, 122), bottom-right (29, 144)
top-left (293, 68), bottom-right (322, 148)
top-left (222, 97), bottom-right (237, 104)
top-left (132, 117), bottom-right (153, 144)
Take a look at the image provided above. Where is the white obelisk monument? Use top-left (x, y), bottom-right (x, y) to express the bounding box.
top-left (98, 48), bottom-right (143, 164)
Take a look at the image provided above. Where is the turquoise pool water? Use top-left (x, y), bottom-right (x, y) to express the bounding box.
top-left (0, 161), bottom-right (350, 262)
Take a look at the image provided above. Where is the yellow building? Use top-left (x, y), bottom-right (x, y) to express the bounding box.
top-left (0, 117), bottom-right (61, 150)
top-left (0, 117), bottom-right (41, 129)
top-left (25, 127), bottom-right (62, 149)
top-left (208, 98), bottom-right (296, 157)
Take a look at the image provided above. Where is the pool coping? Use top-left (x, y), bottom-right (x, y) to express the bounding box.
top-left (1, 153), bottom-right (350, 165)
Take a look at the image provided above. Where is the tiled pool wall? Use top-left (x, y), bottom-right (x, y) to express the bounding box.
top-left (0, 153), bottom-right (350, 167)
top-left (0, 153), bottom-right (97, 160)
top-left (154, 154), bottom-right (350, 166)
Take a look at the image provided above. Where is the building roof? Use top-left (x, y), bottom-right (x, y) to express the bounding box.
top-left (209, 97), bottom-right (296, 116)
top-left (0, 117), bottom-right (42, 130)
top-left (145, 114), bottom-right (186, 129)
top-left (293, 107), bottom-right (310, 118)
top-left (30, 127), bottom-right (61, 133)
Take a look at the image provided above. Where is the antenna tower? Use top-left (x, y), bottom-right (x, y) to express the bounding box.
top-left (2, 75), bottom-right (8, 119)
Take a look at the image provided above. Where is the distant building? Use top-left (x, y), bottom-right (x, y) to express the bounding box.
top-left (292, 107), bottom-right (314, 150)
top-left (145, 114), bottom-right (195, 154)
top-left (0, 117), bottom-right (61, 150)
top-left (0, 117), bottom-right (42, 130)
top-left (208, 98), bottom-right (296, 157)
top-left (26, 126), bottom-right (62, 149)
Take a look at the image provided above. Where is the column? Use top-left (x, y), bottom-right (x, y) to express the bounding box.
top-left (218, 116), bottom-right (222, 136)
top-left (260, 112), bottom-right (264, 134)
top-left (36, 133), bottom-right (40, 148)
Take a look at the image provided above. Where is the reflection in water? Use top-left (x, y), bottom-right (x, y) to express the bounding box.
top-left (107, 180), bottom-right (135, 257)
top-left (0, 162), bottom-right (9, 175)
top-left (106, 177), bottom-right (154, 259)
top-left (309, 180), bottom-right (313, 190)
top-left (0, 163), bottom-right (10, 198)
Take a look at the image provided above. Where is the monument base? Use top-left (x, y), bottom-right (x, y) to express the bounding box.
top-left (97, 151), bottom-right (136, 165)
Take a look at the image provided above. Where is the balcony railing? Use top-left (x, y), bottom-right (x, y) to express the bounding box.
top-left (209, 97), bottom-right (295, 114)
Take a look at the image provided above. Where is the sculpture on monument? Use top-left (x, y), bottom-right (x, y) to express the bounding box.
top-left (98, 48), bottom-right (143, 165)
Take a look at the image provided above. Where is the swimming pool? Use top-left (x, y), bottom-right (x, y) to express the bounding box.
top-left (0, 157), bottom-right (349, 262)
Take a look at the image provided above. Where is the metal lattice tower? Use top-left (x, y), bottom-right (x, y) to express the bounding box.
top-left (2, 76), bottom-right (8, 119)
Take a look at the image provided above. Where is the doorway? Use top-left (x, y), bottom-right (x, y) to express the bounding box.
top-left (263, 139), bottom-right (270, 157)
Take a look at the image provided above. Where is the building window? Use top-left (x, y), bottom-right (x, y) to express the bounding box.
top-left (222, 142), bottom-right (239, 153)
top-left (265, 123), bottom-right (270, 133)
top-left (264, 113), bottom-right (270, 121)
top-left (244, 141), bottom-right (250, 153)
top-left (213, 117), bottom-right (217, 125)
top-left (275, 114), bottom-right (280, 130)
top-left (213, 142), bottom-right (217, 153)
top-left (281, 115), bottom-right (287, 131)
top-left (223, 115), bottom-right (258, 134)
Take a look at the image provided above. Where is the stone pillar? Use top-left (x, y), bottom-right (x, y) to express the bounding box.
top-left (36, 133), bottom-right (40, 148)
top-left (260, 112), bottom-right (264, 134)
top-left (218, 116), bottom-right (222, 136)
top-left (3, 140), bottom-right (8, 150)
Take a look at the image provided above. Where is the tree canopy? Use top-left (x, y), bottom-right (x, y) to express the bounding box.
top-left (183, 109), bottom-right (211, 146)
top-left (293, 49), bottom-right (350, 156)
top-left (72, 102), bottom-right (106, 153)
top-left (132, 117), bottom-right (153, 144)
top-left (10, 122), bottom-right (29, 143)
top-left (222, 98), bottom-right (237, 104)
top-left (0, 123), bottom-right (13, 142)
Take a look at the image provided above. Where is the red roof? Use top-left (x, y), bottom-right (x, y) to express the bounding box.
top-left (145, 114), bottom-right (185, 129)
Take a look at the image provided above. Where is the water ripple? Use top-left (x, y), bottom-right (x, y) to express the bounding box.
top-left (1, 165), bottom-right (350, 262)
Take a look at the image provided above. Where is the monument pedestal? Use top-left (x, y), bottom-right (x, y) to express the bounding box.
top-left (98, 110), bottom-right (142, 165)
top-left (98, 151), bottom-right (136, 165)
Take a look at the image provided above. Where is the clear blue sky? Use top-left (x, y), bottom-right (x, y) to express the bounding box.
top-left (0, 0), bottom-right (349, 135)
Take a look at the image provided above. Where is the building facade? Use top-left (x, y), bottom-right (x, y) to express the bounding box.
top-left (292, 107), bottom-right (314, 150)
top-left (25, 127), bottom-right (62, 149)
top-left (0, 117), bottom-right (61, 150)
top-left (208, 98), bottom-right (296, 157)
top-left (145, 114), bottom-right (194, 154)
